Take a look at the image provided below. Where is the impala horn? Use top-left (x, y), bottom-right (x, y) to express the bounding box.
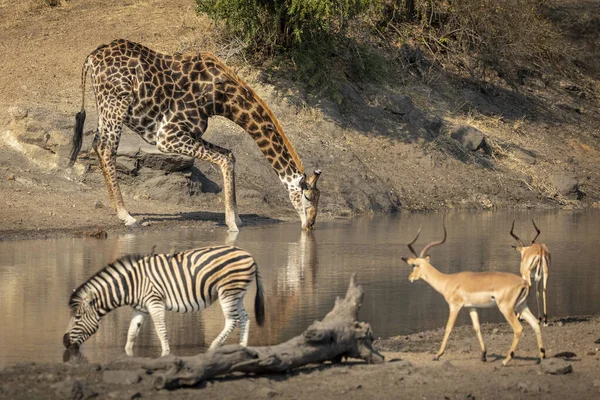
top-left (419, 225), bottom-right (447, 258)
top-left (531, 219), bottom-right (541, 244)
top-left (510, 219), bottom-right (525, 247)
top-left (406, 226), bottom-right (422, 257)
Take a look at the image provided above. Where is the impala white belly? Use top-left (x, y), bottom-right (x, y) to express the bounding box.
top-left (466, 301), bottom-right (497, 308)
top-left (464, 295), bottom-right (497, 308)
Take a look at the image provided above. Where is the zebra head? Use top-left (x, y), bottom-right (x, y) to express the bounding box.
top-left (63, 291), bottom-right (101, 350)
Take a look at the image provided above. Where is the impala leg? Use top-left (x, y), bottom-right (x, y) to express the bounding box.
top-left (469, 308), bottom-right (487, 361)
top-left (124, 310), bottom-right (147, 356)
top-left (519, 306), bottom-right (546, 362)
top-left (148, 303), bottom-right (170, 357)
top-left (542, 262), bottom-right (549, 326)
top-left (535, 275), bottom-right (542, 323)
top-left (498, 304), bottom-right (524, 366)
top-left (435, 305), bottom-right (461, 361)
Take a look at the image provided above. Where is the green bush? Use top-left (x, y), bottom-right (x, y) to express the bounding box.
top-left (196, 0), bottom-right (378, 55)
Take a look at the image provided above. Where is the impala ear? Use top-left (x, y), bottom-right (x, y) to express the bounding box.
top-left (306, 170), bottom-right (321, 188)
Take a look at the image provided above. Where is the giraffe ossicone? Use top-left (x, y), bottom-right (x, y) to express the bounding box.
top-left (68, 39), bottom-right (321, 231)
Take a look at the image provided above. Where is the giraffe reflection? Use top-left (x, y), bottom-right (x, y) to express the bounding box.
top-left (265, 231), bottom-right (318, 344)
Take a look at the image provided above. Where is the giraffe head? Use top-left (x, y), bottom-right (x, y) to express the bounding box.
top-left (289, 170), bottom-right (321, 230)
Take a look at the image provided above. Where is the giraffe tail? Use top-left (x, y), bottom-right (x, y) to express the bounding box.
top-left (68, 55), bottom-right (93, 167)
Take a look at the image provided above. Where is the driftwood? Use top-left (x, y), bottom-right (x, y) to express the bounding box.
top-left (108, 274), bottom-right (384, 390)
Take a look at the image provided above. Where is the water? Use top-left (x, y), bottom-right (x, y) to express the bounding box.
top-left (0, 210), bottom-right (598, 366)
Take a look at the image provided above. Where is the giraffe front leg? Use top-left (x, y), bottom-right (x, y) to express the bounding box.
top-left (219, 153), bottom-right (242, 231)
top-left (157, 127), bottom-right (241, 231)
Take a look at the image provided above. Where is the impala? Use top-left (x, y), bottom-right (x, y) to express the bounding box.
top-left (402, 226), bottom-right (545, 365)
top-left (510, 219), bottom-right (551, 326)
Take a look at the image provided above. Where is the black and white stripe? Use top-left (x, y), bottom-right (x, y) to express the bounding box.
top-left (64, 245), bottom-right (265, 356)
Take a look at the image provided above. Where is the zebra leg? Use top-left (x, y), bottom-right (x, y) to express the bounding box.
top-left (124, 310), bottom-right (147, 356)
top-left (208, 296), bottom-right (240, 350)
top-left (147, 303), bottom-right (170, 357)
top-left (237, 298), bottom-right (250, 347)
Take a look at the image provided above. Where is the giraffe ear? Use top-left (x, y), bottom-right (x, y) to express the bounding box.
top-left (306, 170), bottom-right (321, 188)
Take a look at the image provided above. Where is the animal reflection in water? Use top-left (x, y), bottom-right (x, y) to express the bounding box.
top-left (265, 231), bottom-right (318, 345)
top-left (63, 246), bottom-right (264, 359)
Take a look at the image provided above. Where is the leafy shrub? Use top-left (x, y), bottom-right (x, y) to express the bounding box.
top-left (196, 0), bottom-right (377, 55)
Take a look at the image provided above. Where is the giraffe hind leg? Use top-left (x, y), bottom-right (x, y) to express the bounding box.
top-left (96, 95), bottom-right (138, 226)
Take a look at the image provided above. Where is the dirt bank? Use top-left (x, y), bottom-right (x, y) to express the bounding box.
top-left (1, 0), bottom-right (600, 241)
top-left (1, 316), bottom-right (599, 399)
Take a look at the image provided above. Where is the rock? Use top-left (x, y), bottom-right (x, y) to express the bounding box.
top-left (492, 328), bottom-right (500, 334)
top-left (379, 93), bottom-right (415, 116)
top-left (513, 148), bottom-right (536, 165)
top-left (551, 174), bottom-right (579, 197)
top-left (553, 351), bottom-right (577, 359)
top-left (8, 106), bottom-right (28, 121)
top-left (451, 125), bottom-right (486, 151)
top-left (117, 136), bottom-right (194, 172)
top-left (517, 381), bottom-right (544, 393)
top-left (102, 370), bottom-right (142, 385)
top-left (71, 380), bottom-right (97, 400)
top-left (8, 175), bottom-right (15, 181)
top-left (593, 379), bottom-right (600, 388)
top-left (540, 358), bottom-right (573, 375)
top-left (94, 200), bottom-right (105, 209)
top-left (595, 338), bottom-right (600, 344)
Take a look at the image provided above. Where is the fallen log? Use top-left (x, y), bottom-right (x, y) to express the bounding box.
top-left (107, 274), bottom-right (384, 390)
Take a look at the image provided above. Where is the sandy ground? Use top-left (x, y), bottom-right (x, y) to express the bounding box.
top-left (1, 316), bottom-right (599, 399)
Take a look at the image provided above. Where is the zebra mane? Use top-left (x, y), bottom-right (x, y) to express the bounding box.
top-left (68, 254), bottom-right (145, 311)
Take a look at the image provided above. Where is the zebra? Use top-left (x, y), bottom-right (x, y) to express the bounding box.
top-left (63, 245), bottom-right (265, 357)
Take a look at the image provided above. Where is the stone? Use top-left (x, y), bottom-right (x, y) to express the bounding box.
top-left (8, 175), bottom-right (15, 181)
top-left (492, 328), bottom-right (500, 334)
top-left (378, 93), bottom-right (415, 116)
top-left (94, 200), bottom-right (105, 209)
top-left (117, 135), bottom-right (194, 172)
top-left (102, 370), bottom-right (142, 385)
top-left (8, 106), bottom-right (28, 121)
top-left (551, 174), bottom-right (579, 197)
top-left (540, 358), bottom-right (573, 375)
top-left (451, 125), bottom-right (486, 151)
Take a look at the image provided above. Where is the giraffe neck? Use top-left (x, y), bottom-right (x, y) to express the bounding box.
top-left (209, 62), bottom-right (305, 190)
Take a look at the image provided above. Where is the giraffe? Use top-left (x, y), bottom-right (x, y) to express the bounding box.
top-left (68, 39), bottom-right (321, 231)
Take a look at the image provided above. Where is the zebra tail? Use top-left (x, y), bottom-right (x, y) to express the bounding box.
top-left (68, 56), bottom-right (92, 167)
top-left (254, 267), bottom-right (265, 326)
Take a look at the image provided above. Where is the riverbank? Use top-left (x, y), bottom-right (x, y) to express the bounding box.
top-left (1, 316), bottom-right (598, 399)
top-left (2, 0), bottom-right (600, 244)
